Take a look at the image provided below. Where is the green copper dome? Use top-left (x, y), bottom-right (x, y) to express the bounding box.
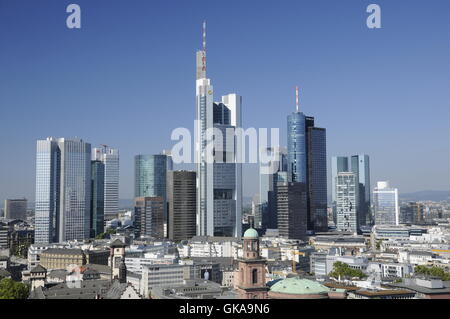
top-left (243, 228), bottom-right (259, 238)
top-left (269, 277), bottom-right (330, 295)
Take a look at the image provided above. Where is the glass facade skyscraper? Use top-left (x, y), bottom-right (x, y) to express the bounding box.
top-left (307, 127), bottom-right (328, 231)
top-left (331, 154), bottom-right (371, 231)
top-left (35, 137), bottom-right (91, 243)
top-left (286, 95), bottom-right (327, 232)
top-left (93, 147), bottom-right (119, 221)
top-left (258, 147), bottom-right (287, 230)
top-left (134, 196), bottom-right (165, 239)
top-left (195, 24), bottom-right (242, 238)
top-left (351, 154), bottom-right (371, 226)
top-left (331, 156), bottom-right (349, 224)
top-left (374, 181), bottom-right (399, 226)
top-left (287, 112), bottom-right (307, 184)
top-left (90, 160), bottom-right (105, 237)
top-left (35, 138), bottom-right (60, 244)
top-left (58, 138), bottom-right (92, 242)
top-left (134, 154), bottom-right (169, 199)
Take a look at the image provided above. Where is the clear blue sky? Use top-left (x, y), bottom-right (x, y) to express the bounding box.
top-left (1, 0), bottom-right (450, 203)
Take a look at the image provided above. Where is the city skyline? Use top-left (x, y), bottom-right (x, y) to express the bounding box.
top-left (1, 0), bottom-right (450, 203)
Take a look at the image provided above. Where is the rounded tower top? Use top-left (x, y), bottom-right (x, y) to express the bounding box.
top-left (243, 228), bottom-right (259, 239)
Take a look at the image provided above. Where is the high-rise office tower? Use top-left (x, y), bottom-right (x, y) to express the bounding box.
top-left (400, 202), bottom-right (424, 224)
top-left (4, 199), bottom-right (27, 220)
top-left (90, 160), bottom-right (105, 237)
top-left (307, 126), bottom-right (327, 232)
top-left (93, 147), bottom-right (119, 221)
top-left (167, 170), bottom-right (197, 241)
top-left (195, 22), bottom-right (242, 237)
top-left (287, 87), bottom-right (327, 232)
top-left (35, 137), bottom-right (91, 244)
top-left (134, 154), bottom-right (169, 199)
top-left (135, 153), bottom-right (171, 236)
top-left (351, 154), bottom-right (371, 226)
top-left (134, 197), bottom-right (165, 239)
top-left (35, 138), bottom-right (60, 244)
top-left (259, 147), bottom-right (287, 230)
top-left (287, 96), bottom-right (307, 184)
top-left (373, 181), bottom-right (399, 226)
top-left (331, 154), bottom-right (371, 231)
top-left (331, 156), bottom-right (349, 224)
top-left (277, 182), bottom-right (308, 240)
top-left (335, 172), bottom-right (358, 233)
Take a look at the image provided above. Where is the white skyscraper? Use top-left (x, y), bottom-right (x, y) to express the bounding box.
top-left (335, 172), bottom-right (357, 233)
top-left (35, 137), bottom-right (91, 243)
top-left (93, 146), bottom-right (120, 221)
top-left (373, 181), bottom-right (399, 225)
top-left (195, 22), bottom-right (242, 237)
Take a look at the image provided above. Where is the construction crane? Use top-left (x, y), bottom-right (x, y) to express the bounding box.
top-left (291, 251), bottom-right (306, 273)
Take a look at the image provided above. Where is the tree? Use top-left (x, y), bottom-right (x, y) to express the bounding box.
top-left (0, 278), bottom-right (29, 299)
top-left (95, 228), bottom-right (117, 240)
top-left (328, 261), bottom-right (367, 280)
top-left (414, 265), bottom-right (450, 281)
top-left (375, 240), bottom-right (383, 250)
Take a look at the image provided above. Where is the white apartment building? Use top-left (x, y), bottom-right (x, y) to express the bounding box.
top-left (128, 264), bottom-right (189, 298)
top-left (181, 237), bottom-right (241, 259)
top-left (367, 262), bottom-right (413, 278)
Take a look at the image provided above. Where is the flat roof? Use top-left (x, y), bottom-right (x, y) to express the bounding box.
top-left (353, 289), bottom-right (415, 297)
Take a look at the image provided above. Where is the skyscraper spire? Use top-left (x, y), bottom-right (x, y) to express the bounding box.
top-left (203, 20), bottom-right (206, 52)
top-left (196, 21), bottom-right (207, 80)
top-left (202, 21), bottom-right (206, 75)
top-left (296, 86), bottom-right (299, 112)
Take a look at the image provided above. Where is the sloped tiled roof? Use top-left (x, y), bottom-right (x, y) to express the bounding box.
top-left (30, 264), bottom-right (47, 273)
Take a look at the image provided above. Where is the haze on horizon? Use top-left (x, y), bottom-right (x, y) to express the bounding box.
top-left (1, 0), bottom-right (450, 203)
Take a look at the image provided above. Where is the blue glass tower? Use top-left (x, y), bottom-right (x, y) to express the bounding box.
top-left (287, 112), bottom-right (307, 183)
top-left (286, 87), bottom-right (328, 232)
top-left (134, 154), bottom-right (169, 199)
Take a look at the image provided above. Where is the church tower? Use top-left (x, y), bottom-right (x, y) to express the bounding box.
top-left (235, 228), bottom-right (269, 299)
top-left (110, 239), bottom-right (126, 280)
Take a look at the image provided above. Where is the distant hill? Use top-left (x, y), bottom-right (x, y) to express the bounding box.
top-left (400, 190), bottom-right (450, 202)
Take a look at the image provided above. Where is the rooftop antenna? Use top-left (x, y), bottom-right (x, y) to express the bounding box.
top-left (202, 21), bottom-right (207, 75)
top-left (202, 20), bottom-right (206, 52)
top-left (296, 86), bottom-right (299, 112)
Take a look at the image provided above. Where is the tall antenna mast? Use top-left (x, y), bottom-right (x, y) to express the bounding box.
top-left (202, 20), bottom-right (206, 52)
top-left (296, 86), bottom-right (299, 112)
top-left (202, 21), bottom-right (207, 75)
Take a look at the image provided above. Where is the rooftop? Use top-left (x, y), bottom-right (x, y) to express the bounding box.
top-left (42, 248), bottom-right (84, 256)
top-left (269, 277), bottom-right (330, 295)
top-left (30, 264), bottom-right (47, 274)
top-left (353, 289), bottom-right (415, 297)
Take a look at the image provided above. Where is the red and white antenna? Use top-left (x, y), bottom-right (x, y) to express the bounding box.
top-left (296, 86), bottom-right (299, 112)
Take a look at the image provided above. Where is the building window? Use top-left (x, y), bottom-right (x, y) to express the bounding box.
top-left (252, 269), bottom-right (258, 284)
